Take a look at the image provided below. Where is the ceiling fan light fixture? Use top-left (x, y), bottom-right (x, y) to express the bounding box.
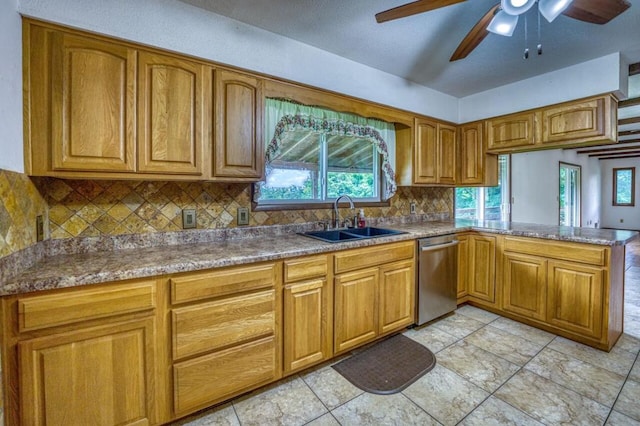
top-left (488, 10), bottom-right (519, 36)
top-left (538, 0), bottom-right (574, 22)
top-left (501, 0), bottom-right (536, 16)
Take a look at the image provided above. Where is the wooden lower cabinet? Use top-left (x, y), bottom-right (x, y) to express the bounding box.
top-left (378, 260), bottom-right (415, 334)
top-left (467, 234), bottom-right (497, 304)
top-left (283, 279), bottom-right (331, 373)
top-left (173, 336), bottom-right (277, 415)
top-left (1, 278), bottom-right (158, 426)
top-left (168, 261), bottom-right (281, 418)
top-left (547, 261), bottom-right (604, 339)
top-left (491, 236), bottom-right (622, 351)
top-left (19, 318), bottom-right (155, 426)
top-left (502, 252), bottom-right (547, 321)
top-left (457, 235), bottom-right (469, 299)
top-left (333, 241), bottom-right (416, 354)
top-left (282, 255), bottom-right (332, 374)
top-left (334, 268), bottom-right (379, 353)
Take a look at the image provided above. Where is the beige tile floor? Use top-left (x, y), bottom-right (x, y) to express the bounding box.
top-left (173, 267), bottom-right (640, 426)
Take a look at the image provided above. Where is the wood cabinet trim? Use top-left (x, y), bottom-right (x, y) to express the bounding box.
top-left (334, 241), bottom-right (415, 274)
top-left (18, 279), bottom-right (156, 332)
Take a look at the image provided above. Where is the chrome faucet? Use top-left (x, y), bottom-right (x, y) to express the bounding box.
top-left (333, 194), bottom-right (355, 229)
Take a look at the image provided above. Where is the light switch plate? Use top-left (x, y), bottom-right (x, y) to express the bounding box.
top-left (237, 207), bottom-right (249, 226)
top-left (182, 209), bottom-right (196, 229)
top-left (410, 202), bottom-right (416, 215)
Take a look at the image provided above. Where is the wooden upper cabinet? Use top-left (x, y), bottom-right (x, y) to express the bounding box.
top-left (213, 69), bottom-right (264, 180)
top-left (138, 52), bottom-right (204, 175)
top-left (541, 97), bottom-right (605, 144)
top-left (485, 95), bottom-right (617, 153)
top-left (413, 118), bottom-right (456, 185)
top-left (414, 119), bottom-right (438, 184)
top-left (486, 111), bottom-right (539, 152)
top-left (437, 123), bottom-right (457, 185)
top-left (50, 33), bottom-right (136, 172)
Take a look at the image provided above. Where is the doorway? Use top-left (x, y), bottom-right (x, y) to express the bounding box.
top-left (559, 162), bottom-right (581, 227)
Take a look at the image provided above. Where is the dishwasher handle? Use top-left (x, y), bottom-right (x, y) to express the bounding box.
top-left (419, 240), bottom-right (459, 252)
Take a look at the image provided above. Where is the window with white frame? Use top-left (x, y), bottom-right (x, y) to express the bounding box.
top-left (254, 99), bottom-right (396, 207)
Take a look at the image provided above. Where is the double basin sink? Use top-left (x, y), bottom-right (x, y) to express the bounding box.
top-left (301, 226), bottom-right (406, 243)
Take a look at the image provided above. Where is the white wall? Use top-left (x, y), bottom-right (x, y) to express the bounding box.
top-left (0, 0), bottom-right (24, 173)
top-left (600, 158), bottom-right (640, 230)
top-left (18, 0), bottom-right (459, 122)
top-left (511, 149), bottom-right (600, 227)
top-left (459, 53), bottom-right (625, 123)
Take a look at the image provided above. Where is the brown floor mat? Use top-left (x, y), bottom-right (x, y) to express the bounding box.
top-left (332, 334), bottom-right (436, 395)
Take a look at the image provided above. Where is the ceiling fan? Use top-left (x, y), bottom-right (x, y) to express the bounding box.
top-left (375, 0), bottom-right (632, 61)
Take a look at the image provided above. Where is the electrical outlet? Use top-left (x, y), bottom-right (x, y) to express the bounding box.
top-left (620, 218), bottom-right (624, 223)
top-left (237, 207), bottom-right (249, 226)
top-left (410, 202), bottom-right (416, 215)
top-left (36, 215), bottom-right (44, 242)
top-left (182, 209), bottom-right (196, 229)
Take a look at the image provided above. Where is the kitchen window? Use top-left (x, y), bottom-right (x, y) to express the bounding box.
top-left (613, 167), bottom-right (635, 206)
top-left (455, 155), bottom-right (511, 221)
top-left (254, 99), bottom-right (396, 208)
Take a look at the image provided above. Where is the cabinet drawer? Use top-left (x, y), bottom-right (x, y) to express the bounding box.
top-left (170, 262), bottom-right (276, 304)
top-left (172, 290), bottom-right (275, 360)
top-left (334, 241), bottom-right (414, 274)
top-left (503, 237), bottom-right (606, 266)
top-left (173, 336), bottom-right (276, 415)
top-left (284, 255), bottom-right (328, 283)
top-left (17, 279), bottom-right (156, 332)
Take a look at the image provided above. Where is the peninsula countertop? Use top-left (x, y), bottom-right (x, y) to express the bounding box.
top-left (2, 220), bottom-right (637, 296)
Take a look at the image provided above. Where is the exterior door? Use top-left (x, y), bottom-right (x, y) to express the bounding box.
top-left (559, 162), bottom-right (581, 226)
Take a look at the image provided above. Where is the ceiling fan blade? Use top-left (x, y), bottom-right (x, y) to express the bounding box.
top-left (376, 0), bottom-right (466, 23)
top-left (563, 0), bottom-right (631, 24)
top-left (450, 3), bottom-right (500, 62)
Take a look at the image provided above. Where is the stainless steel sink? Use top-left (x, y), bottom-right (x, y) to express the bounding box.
top-left (300, 227), bottom-right (405, 243)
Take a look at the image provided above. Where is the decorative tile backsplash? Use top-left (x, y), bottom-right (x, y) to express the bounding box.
top-left (34, 178), bottom-right (453, 239)
top-left (0, 169), bottom-right (47, 258)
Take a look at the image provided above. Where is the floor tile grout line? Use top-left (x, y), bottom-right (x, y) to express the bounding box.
top-left (603, 349), bottom-right (640, 424)
top-left (454, 317), bottom-right (580, 425)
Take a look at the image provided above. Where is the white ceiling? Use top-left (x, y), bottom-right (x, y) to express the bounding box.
top-left (180, 0), bottom-right (640, 98)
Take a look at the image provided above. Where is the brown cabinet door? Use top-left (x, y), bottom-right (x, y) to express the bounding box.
top-left (486, 111), bottom-right (538, 152)
top-left (18, 318), bottom-right (155, 426)
top-left (541, 98), bottom-right (604, 144)
top-left (414, 118), bottom-right (438, 184)
top-left (467, 235), bottom-right (496, 303)
top-left (458, 122), bottom-right (484, 185)
top-left (457, 235), bottom-right (469, 299)
top-left (547, 261), bottom-right (603, 339)
top-left (138, 52), bottom-right (204, 175)
top-left (50, 33), bottom-right (135, 172)
top-left (502, 252), bottom-right (547, 321)
top-left (334, 268), bottom-right (378, 353)
top-left (378, 260), bottom-right (415, 334)
top-left (437, 123), bottom-right (457, 184)
top-left (214, 69), bottom-right (264, 179)
top-left (283, 279), bottom-right (331, 373)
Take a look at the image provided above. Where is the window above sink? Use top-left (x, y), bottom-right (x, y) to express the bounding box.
top-left (253, 99), bottom-right (397, 209)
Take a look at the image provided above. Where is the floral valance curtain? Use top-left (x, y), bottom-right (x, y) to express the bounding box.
top-left (258, 98), bottom-right (397, 200)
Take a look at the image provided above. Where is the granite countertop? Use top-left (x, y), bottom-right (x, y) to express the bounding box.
top-left (2, 220), bottom-right (637, 296)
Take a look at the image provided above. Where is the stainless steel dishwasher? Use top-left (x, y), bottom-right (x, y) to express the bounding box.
top-left (417, 234), bottom-right (459, 325)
